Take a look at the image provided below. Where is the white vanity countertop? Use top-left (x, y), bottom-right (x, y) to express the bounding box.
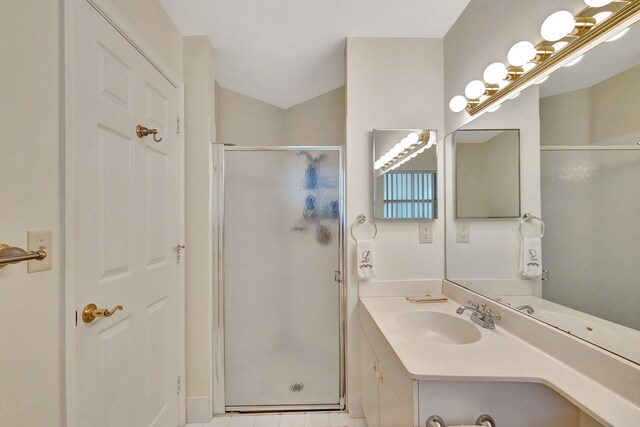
top-left (360, 296), bottom-right (640, 426)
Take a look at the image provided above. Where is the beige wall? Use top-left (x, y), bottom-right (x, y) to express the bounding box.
top-left (591, 63), bottom-right (640, 144)
top-left (540, 88), bottom-right (591, 146)
top-left (216, 86), bottom-right (286, 146)
top-left (284, 87), bottom-right (345, 146)
top-left (345, 37), bottom-right (445, 410)
top-left (0, 1), bottom-right (63, 425)
top-left (216, 86), bottom-right (345, 147)
top-left (0, 1), bottom-right (184, 426)
top-left (444, 0), bottom-right (585, 134)
top-left (456, 130), bottom-right (520, 218)
top-left (541, 64), bottom-right (640, 146)
top-left (183, 36), bottom-right (216, 409)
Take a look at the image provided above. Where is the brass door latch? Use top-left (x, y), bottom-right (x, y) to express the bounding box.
top-left (82, 303), bottom-right (124, 323)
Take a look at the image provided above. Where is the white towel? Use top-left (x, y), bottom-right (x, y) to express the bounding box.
top-left (520, 237), bottom-right (542, 278)
top-left (356, 239), bottom-right (376, 280)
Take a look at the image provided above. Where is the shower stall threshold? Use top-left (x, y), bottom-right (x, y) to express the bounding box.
top-left (226, 403), bottom-right (343, 414)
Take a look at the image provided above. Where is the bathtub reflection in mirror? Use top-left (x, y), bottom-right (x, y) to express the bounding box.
top-left (445, 20), bottom-right (640, 365)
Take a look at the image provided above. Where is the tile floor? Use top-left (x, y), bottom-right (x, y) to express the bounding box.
top-left (186, 412), bottom-right (368, 427)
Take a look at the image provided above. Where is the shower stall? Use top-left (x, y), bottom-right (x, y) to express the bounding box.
top-left (215, 146), bottom-right (345, 413)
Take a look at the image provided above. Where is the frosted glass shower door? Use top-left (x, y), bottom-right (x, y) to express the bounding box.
top-left (541, 149), bottom-right (640, 331)
top-left (223, 147), bottom-right (343, 410)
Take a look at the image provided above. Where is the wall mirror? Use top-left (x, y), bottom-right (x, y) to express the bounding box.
top-left (454, 129), bottom-right (520, 219)
top-left (372, 129), bottom-right (438, 220)
top-left (445, 19), bottom-right (640, 365)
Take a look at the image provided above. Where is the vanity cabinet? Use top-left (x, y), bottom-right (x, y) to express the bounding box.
top-left (360, 330), bottom-right (380, 427)
top-left (360, 327), bottom-right (415, 427)
top-left (359, 299), bottom-right (597, 427)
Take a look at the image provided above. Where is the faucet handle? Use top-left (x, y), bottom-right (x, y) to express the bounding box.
top-left (485, 308), bottom-right (501, 320)
top-left (467, 300), bottom-right (479, 309)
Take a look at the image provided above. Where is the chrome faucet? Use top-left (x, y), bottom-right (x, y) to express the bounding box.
top-left (515, 305), bottom-right (535, 314)
top-left (456, 301), bottom-right (501, 330)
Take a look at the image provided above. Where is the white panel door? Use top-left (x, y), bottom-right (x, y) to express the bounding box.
top-left (72, 1), bottom-right (180, 426)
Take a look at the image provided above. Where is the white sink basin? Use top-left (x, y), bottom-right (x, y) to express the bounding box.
top-left (395, 311), bottom-right (481, 345)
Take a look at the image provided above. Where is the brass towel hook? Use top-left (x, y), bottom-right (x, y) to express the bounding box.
top-left (136, 125), bottom-right (162, 142)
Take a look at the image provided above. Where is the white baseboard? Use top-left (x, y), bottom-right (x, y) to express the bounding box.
top-left (348, 392), bottom-right (365, 418)
top-left (186, 396), bottom-right (212, 424)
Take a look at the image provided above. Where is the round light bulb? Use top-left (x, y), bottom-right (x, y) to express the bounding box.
top-left (593, 11), bottom-right (612, 24)
top-left (553, 41), bottom-right (569, 51)
top-left (483, 62), bottom-right (508, 84)
top-left (564, 55), bottom-right (584, 67)
top-left (507, 41), bottom-right (537, 66)
top-left (522, 63), bottom-right (536, 73)
top-left (449, 95), bottom-right (468, 113)
top-left (606, 27), bottom-right (629, 42)
top-left (406, 132), bottom-right (419, 145)
top-left (399, 137), bottom-right (411, 150)
top-left (585, 0), bottom-right (613, 7)
top-left (541, 11), bottom-right (576, 42)
top-left (465, 80), bottom-right (486, 99)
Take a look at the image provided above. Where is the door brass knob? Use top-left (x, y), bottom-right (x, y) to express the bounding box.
top-left (82, 303), bottom-right (124, 323)
top-left (136, 125), bottom-right (162, 142)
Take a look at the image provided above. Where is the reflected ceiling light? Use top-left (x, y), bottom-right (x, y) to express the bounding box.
top-left (606, 27), bottom-right (630, 42)
top-left (564, 55), bottom-right (584, 67)
top-left (449, 95), bottom-right (469, 112)
top-left (593, 11), bottom-right (613, 24)
top-left (584, 0), bottom-right (614, 7)
top-left (375, 131), bottom-right (434, 171)
top-left (487, 104), bottom-right (502, 113)
top-left (483, 62), bottom-right (508, 84)
top-left (541, 11), bottom-right (596, 41)
top-left (508, 41), bottom-right (537, 66)
top-left (510, 93), bottom-right (521, 100)
top-left (535, 76), bottom-right (550, 84)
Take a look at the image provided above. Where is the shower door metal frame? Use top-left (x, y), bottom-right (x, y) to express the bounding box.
top-left (213, 146), bottom-right (346, 414)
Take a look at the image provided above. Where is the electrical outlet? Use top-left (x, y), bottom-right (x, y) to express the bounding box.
top-left (419, 222), bottom-right (433, 243)
top-left (27, 230), bottom-right (52, 273)
top-left (456, 223), bottom-right (470, 243)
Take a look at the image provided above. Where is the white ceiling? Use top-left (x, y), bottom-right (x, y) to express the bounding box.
top-left (159, 0), bottom-right (470, 108)
top-left (540, 22), bottom-right (640, 98)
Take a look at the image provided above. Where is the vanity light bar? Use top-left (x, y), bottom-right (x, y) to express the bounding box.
top-left (375, 131), bottom-right (433, 171)
top-left (449, 0), bottom-right (640, 116)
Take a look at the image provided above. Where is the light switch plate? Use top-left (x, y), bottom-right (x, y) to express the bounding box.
top-left (456, 223), bottom-right (470, 243)
top-left (419, 222), bottom-right (433, 243)
top-left (27, 230), bottom-right (52, 273)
